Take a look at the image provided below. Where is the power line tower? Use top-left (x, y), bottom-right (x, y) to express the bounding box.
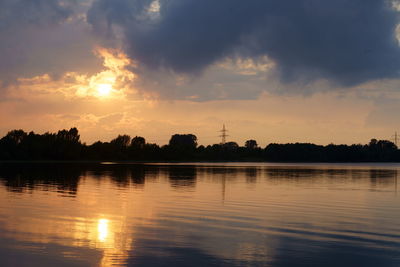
top-left (392, 132), bottom-right (398, 147)
top-left (219, 124), bottom-right (229, 144)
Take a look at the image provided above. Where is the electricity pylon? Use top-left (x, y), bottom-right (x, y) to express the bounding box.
top-left (219, 124), bottom-right (229, 144)
top-left (392, 132), bottom-right (398, 147)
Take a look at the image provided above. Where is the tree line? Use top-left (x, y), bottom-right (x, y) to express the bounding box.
top-left (0, 128), bottom-right (399, 162)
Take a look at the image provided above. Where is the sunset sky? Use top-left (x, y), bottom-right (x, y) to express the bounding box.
top-left (2, 0), bottom-right (400, 146)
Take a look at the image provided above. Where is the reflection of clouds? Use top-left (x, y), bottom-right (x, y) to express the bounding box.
top-left (0, 163), bottom-right (399, 266)
top-left (264, 167), bottom-right (399, 190)
top-left (0, 163), bottom-right (398, 197)
top-left (237, 242), bottom-right (272, 263)
top-left (71, 216), bottom-right (135, 266)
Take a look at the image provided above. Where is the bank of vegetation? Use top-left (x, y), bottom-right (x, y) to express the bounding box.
top-left (0, 128), bottom-right (399, 162)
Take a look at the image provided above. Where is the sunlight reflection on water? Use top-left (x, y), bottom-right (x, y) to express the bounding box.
top-left (98, 219), bottom-right (109, 243)
top-left (0, 162), bottom-right (399, 266)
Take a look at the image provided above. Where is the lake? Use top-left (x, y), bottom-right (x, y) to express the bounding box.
top-left (0, 162), bottom-right (399, 266)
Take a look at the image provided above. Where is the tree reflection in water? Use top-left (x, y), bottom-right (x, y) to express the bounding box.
top-left (0, 163), bottom-right (399, 266)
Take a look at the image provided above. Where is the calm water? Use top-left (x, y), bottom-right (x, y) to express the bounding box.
top-left (0, 162), bottom-right (399, 267)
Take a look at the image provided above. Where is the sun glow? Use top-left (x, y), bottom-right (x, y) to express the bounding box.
top-left (96, 83), bottom-right (113, 97)
top-left (74, 47), bottom-right (136, 100)
top-left (13, 47), bottom-right (136, 101)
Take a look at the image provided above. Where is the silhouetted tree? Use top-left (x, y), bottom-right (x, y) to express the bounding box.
top-left (224, 142), bottom-right (239, 150)
top-left (4, 130), bottom-right (27, 144)
top-left (57, 128), bottom-right (80, 142)
top-left (369, 138), bottom-right (378, 146)
top-left (169, 134), bottom-right (197, 149)
top-left (377, 140), bottom-right (397, 150)
top-left (245, 140), bottom-right (258, 149)
top-left (164, 134), bottom-right (198, 160)
top-left (131, 136), bottom-right (146, 149)
top-left (111, 135), bottom-right (131, 147)
top-left (1, 128), bottom-right (400, 162)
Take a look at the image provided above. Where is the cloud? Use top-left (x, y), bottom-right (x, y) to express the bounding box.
top-left (0, 0), bottom-right (73, 27)
top-left (87, 0), bottom-right (400, 87)
top-left (0, 0), bottom-right (101, 83)
top-left (3, 47), bottom-right (135, 102)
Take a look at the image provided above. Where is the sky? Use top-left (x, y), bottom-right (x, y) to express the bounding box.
top-left (2, 0), bottom-right (400, 146)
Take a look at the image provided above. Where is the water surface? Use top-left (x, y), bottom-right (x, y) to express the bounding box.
top-left (0, 162), bottom-right (399, 266)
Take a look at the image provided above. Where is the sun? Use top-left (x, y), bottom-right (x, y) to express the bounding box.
top-left (96, 83), bottom-right (113, 97)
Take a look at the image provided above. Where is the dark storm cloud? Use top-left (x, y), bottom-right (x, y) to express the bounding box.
top-left (0, 0), bottom-right (72, 28)
top-left (0, 0), bottom-right (100, 83)
top-left (87, 0), bottom-right (400, 86)
top-left (0, 0), bottom-right (72, 80)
